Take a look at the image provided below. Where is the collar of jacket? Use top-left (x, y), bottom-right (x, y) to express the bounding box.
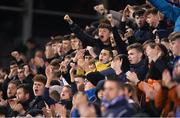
top-left (130, 59), bottom-right (145, 68)
top-left (102, 96), bottom-right (128, 108)
top-left (138, 23), bottom-right (150, 30)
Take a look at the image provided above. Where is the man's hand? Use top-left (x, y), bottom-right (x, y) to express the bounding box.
top-left (106, 14), bottom-right (115, 27)
top-left (86, 46), bottom-right (97, 59)
top-left (23, 65), bottom-right (30, 77)
top-left (54, 104), bottom-right (67, 118)
top-left (122, 5), bottom-right (134, 21)
top-left (70, 62), bottom-right (76, 82)
top-left (143, 82), bottom-right (155, 100)
top-left (8, 67), bottom-right (18, 79)
top-left (111, 56), bottom-right (123, 75)
top-left (33, 57), bottom-right (45, 67)
top-left (64, 14), bottom-right (73, 24)
top-left (13, 103), bottom-right (26, 115)
top-left (45, 65), bottom-right (54, 87)
top-left (124, 28), bottom-right (134, 38)
top-left (126, 71), bottom-right (139, 84)
top-left (94, 4), bottom-right (107, 15)
top-left (73, 49), bottom-right (85, 62)
top-left (0, 98), bottom-right (7, 106)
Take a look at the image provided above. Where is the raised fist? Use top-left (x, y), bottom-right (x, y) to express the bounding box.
top-left (94, 4), bottom-right (106, 15)
top-left (64, 14), bottom-right (70, 21)
top-left (64, 14), bottom-right (73, 24)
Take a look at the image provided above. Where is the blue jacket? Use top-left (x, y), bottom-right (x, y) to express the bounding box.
top-left (148, 0), bottom-right (180, 32)
top-left (85, 88), bottom-right (97, 103)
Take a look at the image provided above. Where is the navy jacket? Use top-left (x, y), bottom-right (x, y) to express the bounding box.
top-left (103, 96), bottom-right (136, 117)
top-left (130, 59), bottom-right (148, 81)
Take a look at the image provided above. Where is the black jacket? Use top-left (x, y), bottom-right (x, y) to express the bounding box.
top-left (69, 23), bottom-right (127, 55)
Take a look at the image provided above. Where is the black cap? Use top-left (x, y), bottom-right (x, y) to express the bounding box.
top-left (86, 72), bottom-right (105, 86)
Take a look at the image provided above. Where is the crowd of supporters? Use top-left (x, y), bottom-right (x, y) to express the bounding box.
top-left (0, 0), bottom-right (180, 117)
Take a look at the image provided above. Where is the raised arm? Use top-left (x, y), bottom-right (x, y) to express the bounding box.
top-left (148, 0), bottom-right (180, 22)
top-left (64, 15), bottom-right (96, 46)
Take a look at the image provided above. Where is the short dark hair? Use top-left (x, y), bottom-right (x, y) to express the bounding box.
top-left (51, 35), bottom-right (63, 43)
top-left (102, 48), bottom-right (113, 57)
top-left (145, 8), bottom-right (158, 16)
top-left (161, 38), bottom-right (169, 43)
top-left (168, 32), bottom-right (180, 42)
top-left (33, 74), bottom-right (47, 85)
top-left (17, 84), bottom-right (32, 95)
top-left (50, 59), bottom-right (61, 68)
top-left (45, 41), bottom-right (53, 47)
top-left (10, 61), bottom-right (17, 66)
top-left (98, 23), bottom-right (112, 31)
top-left (133, 9), bottom-right (146, 18)
top-left (8, 80), bottom-right (21, 87)
top-left (63, 35), bottom-right (71, 41)
top-left (70, 34), bottom-right (78, 40)
top-left (127, 43), bottom-right (143, 53)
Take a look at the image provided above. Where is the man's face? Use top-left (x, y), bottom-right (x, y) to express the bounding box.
top-left (45, 45), bottom-right (55, 59)
top-left (52, 43), bottom-right (58, 54)
top-left (7, 83), bottom-right (17, 98)
top-left (62, 40), bottom-right (71, 53)
top-left (56, 43), bottom-right (64, 55)
top-left (18, 68), bottom-right (25, 81)
top-left (10, 64), bottom-right (18, 75)
top-left (33, 81), bottom-right (45, 96)
top-left (135, 15), bottom-right (146, 28)
top-left (71, 38), bottom-right (80, 50)
top-left (97, 90), bottom-right (104, 100)
top-left (170, 40), bottom-right (180, 56)
top-left (35, 50), bottom-right (43, 58)
top-left (98, 28), bottom-right (110, 43)
top-left (60, 87), bottom-right (71, 100)
top-left (16, 88), bottom-right (29, 102)
top-left (99, 49), bottom-right (112, 64)
top-left (104, 81), bottom-right (121, 101)
top-left (146, 14), bottom-right (159, 28)
top-left (145, 45), bottom-right (159, 60)
top-left (173, 60), bottom-right (180, 78)
top-left (128, 49), bottom-right (142, 64)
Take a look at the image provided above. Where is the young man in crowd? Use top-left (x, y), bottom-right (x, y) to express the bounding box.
top-left (126, 43), bottom-right (148, 81)
top-left (28, 74), bottom-right (47, 112)
top-left (121, 8), bottom-right (153, 44)
top-left (95, 48), bottom-right (113, 71)
top-left (103, 78), bottom-right (136, 117)
top-left (64, 14), bottom-right (127, 55)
